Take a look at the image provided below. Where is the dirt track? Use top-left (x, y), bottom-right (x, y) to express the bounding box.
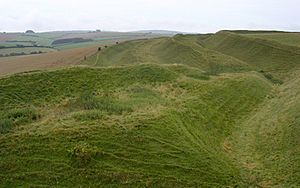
top-left (0, 46), bottom-right (98, 76)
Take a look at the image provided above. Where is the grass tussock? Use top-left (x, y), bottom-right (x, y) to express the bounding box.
top-left (0, 107), bottom-right (40, 133)
top-left (75, 92), bottom-right (133, 115)
top-left (71, 110), bottom-right (106, 121)
top-left (69, 142), bottom-right (99, 166)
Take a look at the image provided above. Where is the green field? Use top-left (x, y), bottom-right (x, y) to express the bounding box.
top-left (0, 31), bottom-right (169, 51)
top-left (0, 47), bottom-right (57, 56)
top-left (1, 31), bottom-right (300, 187)
top-left (14, 34), bottom-right (54, 46)
top-left (0, 31), bottom-right (170, 57)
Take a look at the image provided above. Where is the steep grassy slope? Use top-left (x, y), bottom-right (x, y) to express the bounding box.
top-left (203, 31), bottom-right (300, 80)
top-left (243, 32), bottom-right (300, 47)
top-left (0, 64), bottom-right (272, 187)
top-left (83, 35), bottom-right (250, 74)
top-left (228, 69), bottom-right (300, 187)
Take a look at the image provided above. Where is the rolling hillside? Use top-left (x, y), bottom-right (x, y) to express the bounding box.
top-left (239, 31), bottom-right (300, 47)
top-left (84, 35), bottom-right (250, 74)
top-left (1, 31), bottom-right (300, 187)
top-left (202, 31), bottom-right (300, 80)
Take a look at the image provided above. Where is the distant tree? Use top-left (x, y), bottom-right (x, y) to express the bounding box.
top-left (84, 56), bottom-right (87, 61)
top-left (104, 45), bottom-right (108, 48)
top-left (0, 54), bottom-right (3, 57)
top-left (25, 30), bottom-right (35, 34)
top-left (116, 42), bottom-right (119, 44)
top-left (98, 47), bottom-right (101, 51)
top-left (96, 29), bottom-right (101, 32)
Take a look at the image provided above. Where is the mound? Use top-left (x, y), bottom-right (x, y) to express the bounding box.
top-left (0, 64), bottom-right (272, 187)
top-left (84, 35), bottom-right (250, 74)
top-left (203, 31), bottom-right (300, 79)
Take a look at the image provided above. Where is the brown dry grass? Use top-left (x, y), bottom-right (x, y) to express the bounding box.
top-left (0, 45), bottom-right (98, 76)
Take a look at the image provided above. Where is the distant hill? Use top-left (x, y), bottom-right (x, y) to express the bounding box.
top-left (133, 30), bottom-right (185, 35)
top-left (221, 30), bottom-right (297, 34)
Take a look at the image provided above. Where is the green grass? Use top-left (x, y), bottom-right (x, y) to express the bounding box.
top-left (202, 31), bottom-right (300, 80)
top-left (83, 35), bottom-right (251, 75)
top-left (228, 70), bottom-right (300, 187)
top-left (0, 47), bottom-right (57, 56)
top-left (244, 32), bottom-right (300, 47)
top-left (1, 32), bottom-right (300, 187)
top-left (0, 41), bottom-right (34, 47)
top-left (0, 107), bottom-right (40, 133)
top-left (14, 34), bottom-right (54, 46)
top-left (53, 41), bottom-right (103, 50)
top-left (0, 31), bottom-right (171, 53)
top-left (0, 64), bottom-right (274, 187)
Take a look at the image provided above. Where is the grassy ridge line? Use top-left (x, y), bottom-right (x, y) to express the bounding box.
top-left (221, 30), bottom-right (297, 34)
top-left (0, 64), bottom-right (272, 187)
top-left (242, 33), bottom-right (300, 48)
top-left (0, 64), bottom-right (178, 109)
top-left (83, 35), bottom-right (251, 74)
top-left (229, 69), bottom-right (300, 187)
top-left (202, 31), bottom-right (300, 80)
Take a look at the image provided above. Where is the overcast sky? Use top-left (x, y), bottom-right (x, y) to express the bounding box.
top-left (0, 0), bottom-right (299, 33)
